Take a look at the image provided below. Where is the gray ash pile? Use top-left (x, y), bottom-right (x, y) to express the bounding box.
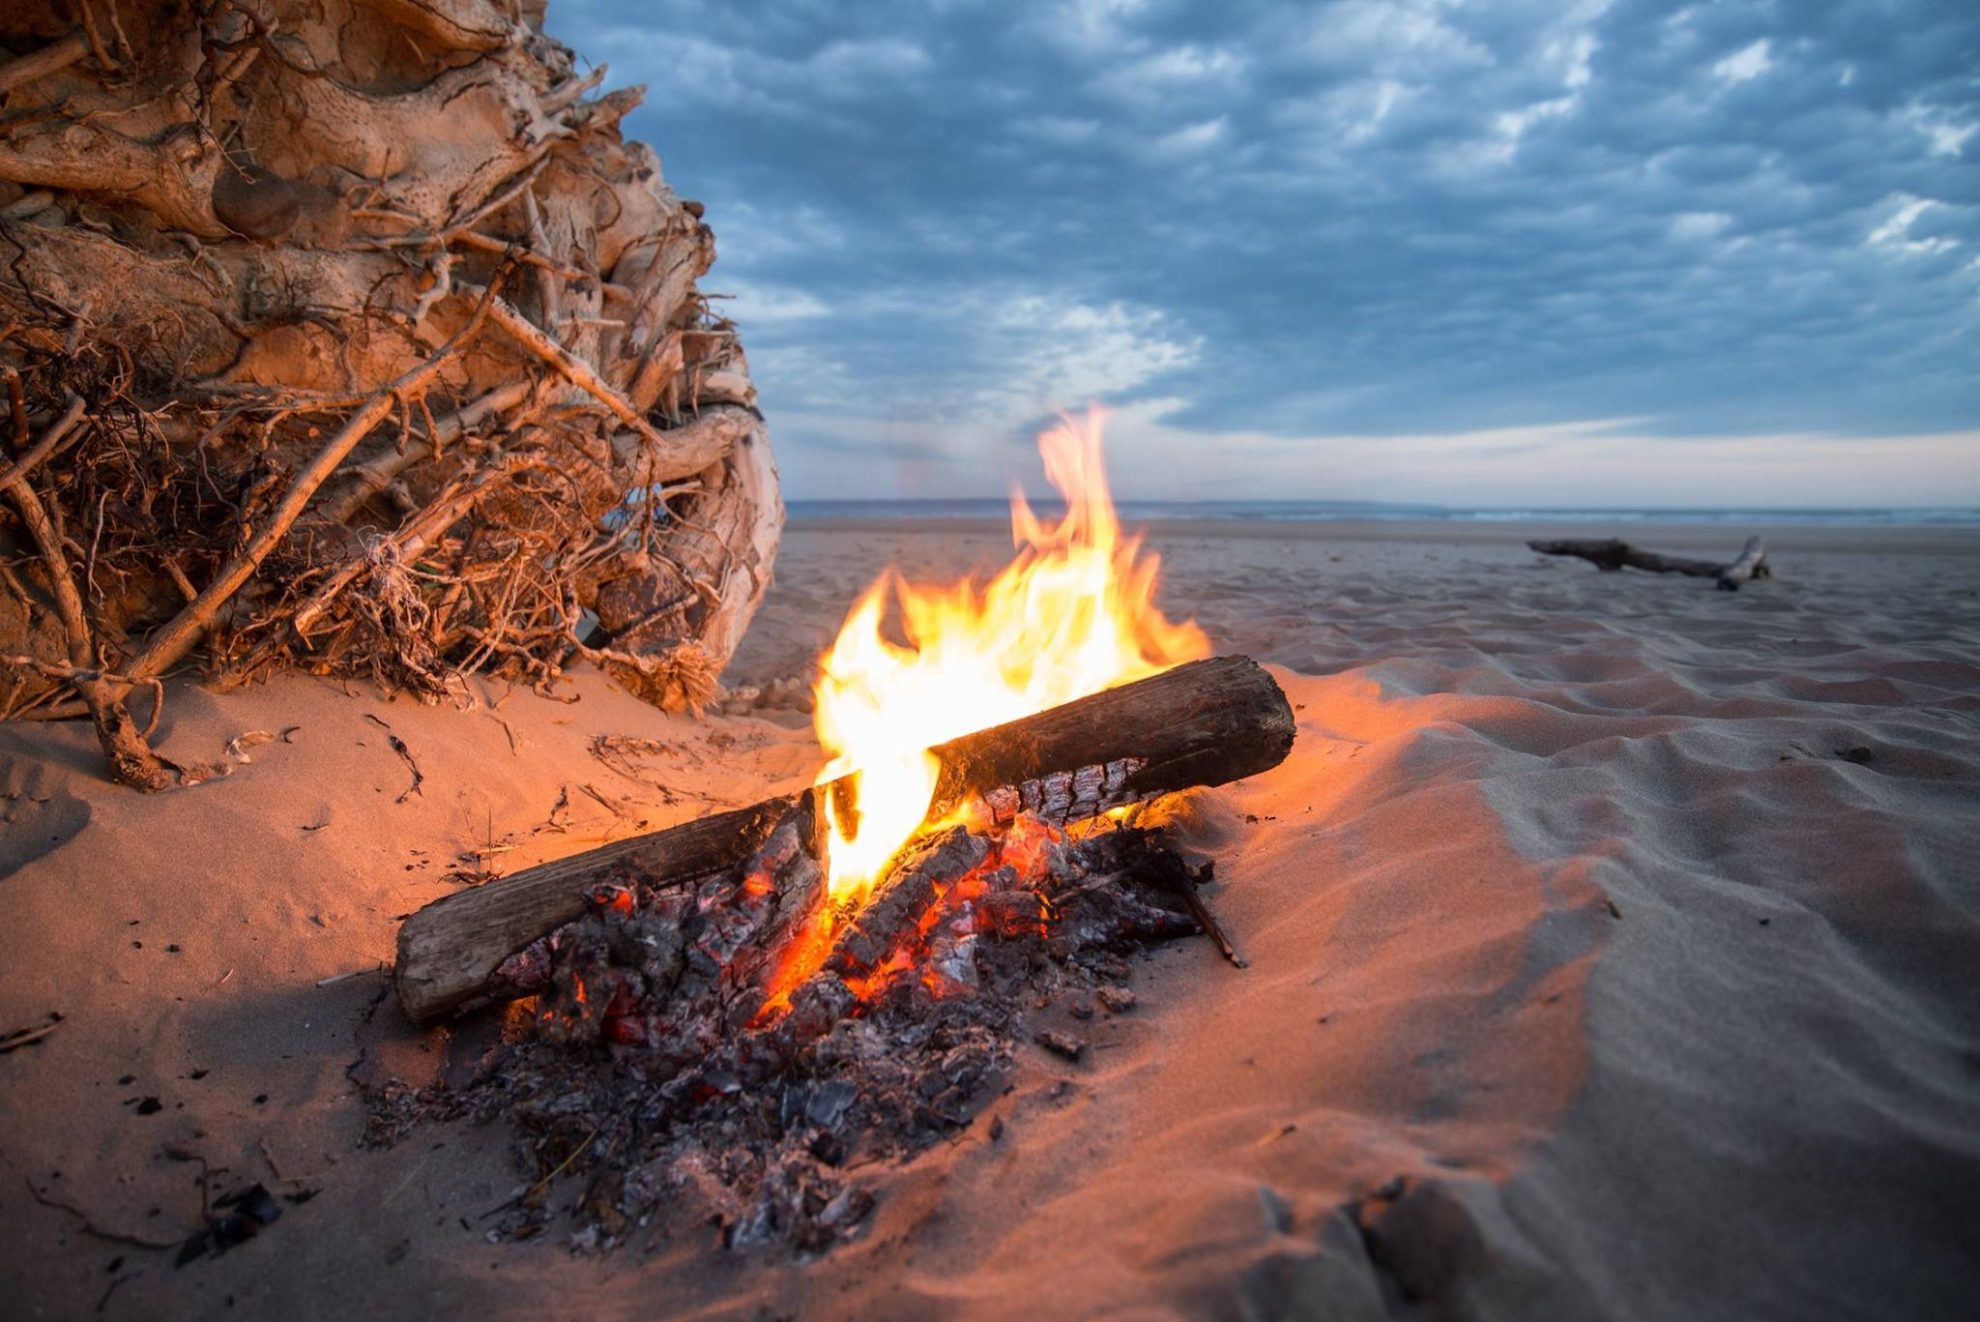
top-left (370, 807), bottom-right (1226, 1253)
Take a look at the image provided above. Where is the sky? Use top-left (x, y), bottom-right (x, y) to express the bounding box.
top-left (549, 0), bottom-right (1980, 508)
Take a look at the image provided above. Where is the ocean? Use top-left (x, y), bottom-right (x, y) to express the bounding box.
top-left (785, 499), bottom-right (1980, 527)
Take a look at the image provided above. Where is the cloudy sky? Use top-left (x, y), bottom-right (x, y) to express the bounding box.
top-left (551, 0), bottom-right (1978, 508)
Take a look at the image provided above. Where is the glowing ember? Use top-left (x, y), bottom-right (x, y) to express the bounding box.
top-left (814, 407), bottom-right (1208, 905)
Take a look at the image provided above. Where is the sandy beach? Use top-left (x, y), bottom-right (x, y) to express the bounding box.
top-left (4, 515), bottom-right (1978, 1320)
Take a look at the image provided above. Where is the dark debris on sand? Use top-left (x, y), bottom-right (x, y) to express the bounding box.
top-left (364, 813), bottom-right (1221, 1256)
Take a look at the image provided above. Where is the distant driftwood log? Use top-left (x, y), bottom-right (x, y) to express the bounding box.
top-left (0, 1), bottom-right (781, 788)
top-left (1528, 536), bottom-right (1771, 591)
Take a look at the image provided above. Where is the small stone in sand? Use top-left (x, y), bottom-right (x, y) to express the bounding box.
top-left (1096, 986), bottom-right (1136, 1013)
top-left (1036, 1029), bottom-right (1085, 1061)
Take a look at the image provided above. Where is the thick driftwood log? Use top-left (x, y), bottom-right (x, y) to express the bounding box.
top-left (1528, 535), bottom-right (1771, 591)
top-left (0, 2), bottom-right (783, 785)
top-left (395, 654), bottom-right (1296, 1023)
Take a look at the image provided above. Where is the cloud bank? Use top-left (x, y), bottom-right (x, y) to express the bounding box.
top-left (551, 0), bottom-right (1980, 505)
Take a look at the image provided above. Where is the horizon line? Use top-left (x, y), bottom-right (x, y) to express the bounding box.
top-left (782, 496), bottom-right (1980, 514)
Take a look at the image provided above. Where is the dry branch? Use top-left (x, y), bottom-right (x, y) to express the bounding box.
top-left (314, 381), bottom-right (533, 526)
top-left (0, 392), bottom-right (82, 489)
top-left (122, 298), bottom-right (495, 686)
top-left (2, 412), bottom-right (173, 789)
top-left (0, 30), bottom-right (88, 99)
top-left (1529, 535), bottom-right (1771, 591)
top-left (480, 290), bottom-right (664, 447)
top-left (394, 655), bottom-right (1297, 1023)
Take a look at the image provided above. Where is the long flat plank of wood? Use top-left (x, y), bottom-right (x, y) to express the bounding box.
top-left (394, 654), bottom-right (1295, 1023)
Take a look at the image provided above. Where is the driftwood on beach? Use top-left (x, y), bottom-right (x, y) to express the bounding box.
top-left (1529, 535), bottom-right (1771, 591)
top-left (0, 2), bottom-right (781, 790)
top-left (394, 654), bottom-right (1297, 1024)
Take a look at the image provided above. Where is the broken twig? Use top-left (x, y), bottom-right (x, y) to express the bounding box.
top-left (0, 1015), bottom-right (65, 1053)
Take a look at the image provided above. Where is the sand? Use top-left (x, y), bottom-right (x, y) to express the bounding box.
top-left (4, 517), bottom-right (1977, 1319)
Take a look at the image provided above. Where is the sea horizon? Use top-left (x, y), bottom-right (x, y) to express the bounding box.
top-left (785, 498), bottom-right (1980, 528)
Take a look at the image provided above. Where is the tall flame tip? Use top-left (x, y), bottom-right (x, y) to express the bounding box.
top-left (811, 407), bottom-right (1206, 907)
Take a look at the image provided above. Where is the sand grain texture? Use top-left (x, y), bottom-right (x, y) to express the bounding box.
top-left (3, 519), bottom-right (1977, 1319)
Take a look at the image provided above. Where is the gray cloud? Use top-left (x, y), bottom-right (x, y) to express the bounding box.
top-left (551, 0), bottom-right (1980, 500)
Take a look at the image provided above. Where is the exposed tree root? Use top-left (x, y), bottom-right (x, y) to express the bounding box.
top-left (0, 2), bottom-right (783, 786)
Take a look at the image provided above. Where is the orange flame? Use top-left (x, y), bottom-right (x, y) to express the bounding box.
top-left (813, 407), bottom-right (1209, 906)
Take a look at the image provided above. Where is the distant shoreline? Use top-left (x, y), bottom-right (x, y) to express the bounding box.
top-left (785, 499), bottom-right (1980, 529)
top-left (780, 515), bottom-right (1980, 559)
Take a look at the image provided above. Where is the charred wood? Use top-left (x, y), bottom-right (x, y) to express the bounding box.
top-left (394, 654), bottom-right (1295, 1023)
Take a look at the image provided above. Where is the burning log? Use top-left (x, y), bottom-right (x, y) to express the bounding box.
top-left (373, 416), bottom-right (1282, 1253)
top-left (1528, 535), bottom-right (1771, 590)
top-left (427, 808), bottom-right (1220, 1250)
top-left (394, 653), bottom-right (1294, 1023)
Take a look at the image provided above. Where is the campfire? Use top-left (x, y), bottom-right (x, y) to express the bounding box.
top-left (754, 408), bottom-right (1213, 1019)
top-left (385, 411), bottom-right (1295, 1249)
